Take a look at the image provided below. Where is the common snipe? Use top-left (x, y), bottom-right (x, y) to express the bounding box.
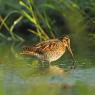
top-left (20, 35), bottom-right (74, 65)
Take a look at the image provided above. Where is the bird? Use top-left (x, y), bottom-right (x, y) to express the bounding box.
top-left (20, 35), bottom-right (74, 66)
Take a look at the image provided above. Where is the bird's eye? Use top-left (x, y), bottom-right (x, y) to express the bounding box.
top-left (66, 38), bottom-right (70, 42)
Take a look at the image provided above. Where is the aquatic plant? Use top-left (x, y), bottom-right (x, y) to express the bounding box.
top-left (0, 12), bottom-right (24, 41)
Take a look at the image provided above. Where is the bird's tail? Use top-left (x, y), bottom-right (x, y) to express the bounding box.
top-left (20, 46), bottom-right (36, 56)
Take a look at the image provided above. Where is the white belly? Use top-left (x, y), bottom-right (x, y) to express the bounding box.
top-left (45, 50), bottom-right (65, 62)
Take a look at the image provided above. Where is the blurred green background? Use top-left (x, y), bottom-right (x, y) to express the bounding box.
top-left (0, 0), bottom-right (95, 95)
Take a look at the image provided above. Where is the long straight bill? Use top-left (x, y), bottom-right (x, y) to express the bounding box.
top-left (67, 45), bottom-right (75, 61)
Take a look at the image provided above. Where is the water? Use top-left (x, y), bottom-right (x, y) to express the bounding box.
top-left (0, 41), bottom-right (95, 95)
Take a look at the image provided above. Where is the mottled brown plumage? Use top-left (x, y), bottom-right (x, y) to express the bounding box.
top-left (20, 35), bottom-right (74, 64)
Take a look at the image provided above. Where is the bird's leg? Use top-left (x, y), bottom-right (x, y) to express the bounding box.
top-left (71, 59), bottom-right (76, 69)
top-left (41, 60), bottom-right (45, 67)
top-left (71, 60), bottom-right (76, 69)
top-left (48, 61), bottom-right (51, 67)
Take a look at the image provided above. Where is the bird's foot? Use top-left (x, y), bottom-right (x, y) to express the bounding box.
top-left (70, 65), bottom-right (76, 69)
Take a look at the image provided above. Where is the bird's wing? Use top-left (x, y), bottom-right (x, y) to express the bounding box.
top-left (33, 39), bottom-right (60, 53)
top-left (21, 39), bottom-right (60, 55)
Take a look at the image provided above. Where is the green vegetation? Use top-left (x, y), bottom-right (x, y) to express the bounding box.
top-left (0, 0), bottom-right (95, 58)
top-left (0, 0), bottom-right (95, 41)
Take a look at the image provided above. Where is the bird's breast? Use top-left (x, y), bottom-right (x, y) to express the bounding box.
top-left (44, 46), bottom-right (66, 62)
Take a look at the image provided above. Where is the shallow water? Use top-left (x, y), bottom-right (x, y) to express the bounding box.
top-left (0, 41), bottom-right (95, 95)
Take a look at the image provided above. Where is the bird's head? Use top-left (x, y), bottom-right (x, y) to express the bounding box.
top-left (61, 35), bottom-right (74, 59)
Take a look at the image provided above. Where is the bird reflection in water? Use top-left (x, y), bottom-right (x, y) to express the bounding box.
top-left (48, 65), bottom-right (64, 76)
